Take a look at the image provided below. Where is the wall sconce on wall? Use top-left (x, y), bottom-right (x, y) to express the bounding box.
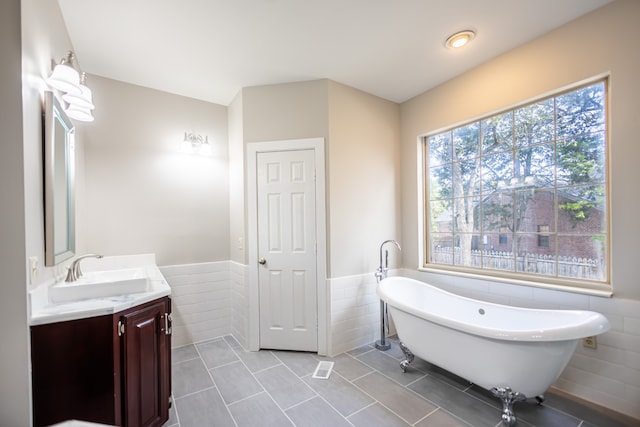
top-left (181, 132), bottom-right (212, 156)
top-left (46, 51), bottom-right (95, 122)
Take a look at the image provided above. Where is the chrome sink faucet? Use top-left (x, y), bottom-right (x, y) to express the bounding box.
top-left (65, 254), bottom-right (104, 282)
top-left (375, 240), bottom-right (401, 282)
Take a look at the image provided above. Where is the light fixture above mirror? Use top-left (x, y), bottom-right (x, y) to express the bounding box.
top-left (47, 51), bottom-right (95, 122)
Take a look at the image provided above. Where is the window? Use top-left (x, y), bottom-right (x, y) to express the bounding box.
top-left (537, 225), bottom-right (550, 248)
top-left (424, 80), bottom-right (608, 285)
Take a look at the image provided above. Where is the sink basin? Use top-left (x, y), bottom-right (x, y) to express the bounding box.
top-left (49, 268), bottom-right (150, 303)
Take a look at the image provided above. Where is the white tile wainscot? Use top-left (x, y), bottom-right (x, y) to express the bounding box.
top-left (402, 268), bottom-right (640, 421)
top-left (329, 272), bottom-right (398, 356)
top-left (230, 262), bottom-right (249, 350)
top-left (160, 261), bottom-right (232, 348)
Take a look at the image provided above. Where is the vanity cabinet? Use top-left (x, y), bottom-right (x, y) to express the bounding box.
top-left (31, 297), bottom-right (172, 427)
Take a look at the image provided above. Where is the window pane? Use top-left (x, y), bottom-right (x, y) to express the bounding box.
top-left (452, 196), bottom-right (480, 233)
top-left (515, 189), bottom-right (556, 233)
top-left (481, 237), bottom-right (515, 271)
top-left (558, 184), bottom-right (606, 233)
top-left (430, 201), bottom-right (452, 234)
top-left (556, 82), bottom-right (605, 139)
top-left (428, 132), bottom-right (452, 166)
top-left (482, 112), bottom-right (513, 155)
top-left (453, 159), bottom-right (482, 198)
top-left (515, 143), bottom-right (555, 188)
top-left (515, 99), bottom-right (554, 147)
top-left (481, 152), bottom-right (513, 194)
top-left (453, 122), bottom-right (480, 161)
top-left (515, 233), bottom-right (557, 276)
top-left (453, 233), bottom-right (479, 267)
top-left (557, 133), bottom-right (606, 185)
top-left (430, 234), bottom-right (454, 264)
top-left (481, 192), bottom-right (514, 233)
top-left (557, 235), bottom-right (606, 281)
top-left (429, 165), bottom-right (451, 200)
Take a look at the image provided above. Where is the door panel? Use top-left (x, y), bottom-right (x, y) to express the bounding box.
top-left (258, 149), bottom-right (317, 351)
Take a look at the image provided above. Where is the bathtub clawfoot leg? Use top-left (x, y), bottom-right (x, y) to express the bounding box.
top-left (491, 387), bottom-right (526, 426)
top-left (399, 342), bottom-right (414, 373)
top-left (535, 395), bottom-right (545, 405)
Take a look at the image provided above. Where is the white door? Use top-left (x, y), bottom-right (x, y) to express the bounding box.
top-left (257, 149), bottom-right (318, 351)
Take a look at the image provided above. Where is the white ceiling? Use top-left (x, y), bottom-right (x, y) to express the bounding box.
top-left (58, 0), bottom-right (611, 106)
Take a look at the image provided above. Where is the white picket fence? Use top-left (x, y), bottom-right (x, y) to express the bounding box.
top-left (431, 247), bottom-right (604, 280)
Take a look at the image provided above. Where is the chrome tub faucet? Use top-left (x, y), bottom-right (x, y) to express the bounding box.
top-left (375, 239), bottom-right (401, 282)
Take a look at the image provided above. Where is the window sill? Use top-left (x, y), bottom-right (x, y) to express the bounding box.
top-left (417, 265), bottom-right (613, 298)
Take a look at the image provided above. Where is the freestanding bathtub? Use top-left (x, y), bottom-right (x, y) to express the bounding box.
top-left (377, 276), bottom-right (610, 426)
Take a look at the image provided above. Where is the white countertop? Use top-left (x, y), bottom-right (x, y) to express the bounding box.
top-left (29, 254), bottom-right (171, 326)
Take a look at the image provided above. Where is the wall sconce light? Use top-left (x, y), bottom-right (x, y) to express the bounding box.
top-left (46, 51), bottom-right (81, 95)
top-left (181, 132), bottom-right (212, 155)
top-left (444, 29), bottom-right (476, 49)
top-left (63, 73), bottom-right (95, 122)
top-left (47, 51), bottom-right (95, 122)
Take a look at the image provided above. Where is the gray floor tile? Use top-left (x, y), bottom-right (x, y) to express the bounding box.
top-left (171, 358), bottom-right (213, 398)
top-left (408, 376), bottom-right (503, 427)
top-left (233, 347), bottom-right (281, 372)
top-left (196, 338), bottom-right (238, 368)
top-left (543, 392), bottom-right (637, 427)
top-left (410, 357), bottom-right (472, 391)
top-left (414, 408), bottom-right (471, 427)
top-left (228, 392), bottom-right (294, 427)
top-left (347, 344), bottom-right (374, 357)
top-left (167, 340), bottom-right (631, 427)
top-left (272, 350), bottom-right (320, 377)
top-left (285, 396), bottom-right (353, 427)
top-left (356, 348), bottom-right (426, 385)
top-left (210, 360), bottom-right (264, 404)
top-left (376, 336), bottom-right (406, 360)
top-left (347, 403), bottom-right (411, 427)
top-left (316, 353), bottom-right (373, 381)
top-left (174, 387), bottom-right (235, 427)
top-left (354, 371), bottom-right (437, 424)
top-left (303, 371), bottom-right (374, 417)
top-left (223, 334), bottom-right (243, 350)
top-left (254, 364), bottom-right (317, 410)
top-left (171, 344), bottom-right (199, 364)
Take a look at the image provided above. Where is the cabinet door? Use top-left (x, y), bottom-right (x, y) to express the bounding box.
top-left (121, 298), bottom-right (171, 427)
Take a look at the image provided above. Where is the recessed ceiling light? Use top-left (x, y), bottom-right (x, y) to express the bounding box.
top-left (445, 30), bottom-right (476, 49)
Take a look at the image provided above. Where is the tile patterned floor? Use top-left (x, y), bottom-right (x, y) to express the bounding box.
top-left (165, 335), bottom-right (634, 427)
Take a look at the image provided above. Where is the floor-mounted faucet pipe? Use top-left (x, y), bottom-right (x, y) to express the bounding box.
top-left (375, 240), bottom-right (401, 351)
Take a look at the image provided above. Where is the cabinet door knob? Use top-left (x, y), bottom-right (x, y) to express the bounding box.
top-left (258, 258), bottom-right (267, 265)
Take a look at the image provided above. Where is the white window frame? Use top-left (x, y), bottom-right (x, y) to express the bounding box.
top-left (418, 77), bottom-right (612, 296)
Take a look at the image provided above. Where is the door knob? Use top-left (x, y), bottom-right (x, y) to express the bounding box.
top-left (258, 258), bottom-right (267, 265)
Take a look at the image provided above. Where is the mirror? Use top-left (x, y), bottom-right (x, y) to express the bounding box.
top-left (44, 90), bottom-right (75, 266)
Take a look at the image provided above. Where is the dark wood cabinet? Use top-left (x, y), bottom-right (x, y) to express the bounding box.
top-left (31, 297), bottom-right (172, 427)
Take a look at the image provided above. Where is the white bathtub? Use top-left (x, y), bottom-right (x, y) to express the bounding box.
top-left (377, 276), bottom-right (610, 425)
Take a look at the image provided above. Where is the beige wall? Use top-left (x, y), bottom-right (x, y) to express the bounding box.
top-left (1, 1), bottom-right (30, 424)
top-left (401, 0), bottom-right (640, 300)
top-left (79, 76), bottom-right (229, 266)
top-left (228, 91), bottom-right (246, 264)
top-left (328, 81), bottom-right (401, 277)
top-left (240, 80), bottom-right (401, 278)
top-left (242, 79), bottom-right (329, 144)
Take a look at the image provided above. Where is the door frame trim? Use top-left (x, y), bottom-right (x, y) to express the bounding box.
top-left (247, 138), bottom-right (327, 355)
